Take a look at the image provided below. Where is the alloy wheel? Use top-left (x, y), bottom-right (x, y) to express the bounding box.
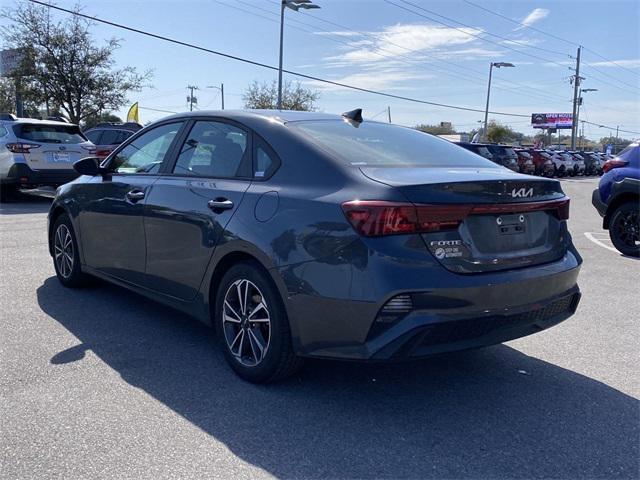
top-left (222, 279), bottom-right (271, 367)
top-left (616, 210), bottom-right (640, 248)
top-left (54, 224), bottom-right (74, 279)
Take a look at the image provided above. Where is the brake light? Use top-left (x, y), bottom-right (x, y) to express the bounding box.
top-left (5, 142), bottom-right (41, 154)
top-left (602, 159), bottom-right (628, 173)
top-left (342, 198), bottom-right (570, 237)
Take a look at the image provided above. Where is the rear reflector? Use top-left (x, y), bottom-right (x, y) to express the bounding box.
top-left (602, 159), bottom-right (628, 173)
top-left (342, 198), bottom-right (570, 237)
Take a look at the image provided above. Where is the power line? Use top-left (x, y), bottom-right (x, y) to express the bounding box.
top-left (27, 0), bottom-right (532, 118)
top-left (239, 0), bottom-right (568, 105)
top-left (462, 0), bottom-right (640, 78)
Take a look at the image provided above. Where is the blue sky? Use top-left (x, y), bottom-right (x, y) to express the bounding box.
top-left (4, 0), bottom-right (640, 139)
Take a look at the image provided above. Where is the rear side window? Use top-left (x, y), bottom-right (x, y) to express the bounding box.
top-left (13, 123), bottom-right (86, 144)
top-left (85, 130), bottom-right (102, 144)
top-left (173, 121), bottom-right (250, 178)
top-left (0, 125), bottom-right (7, 137)
top-left (100, 129), bottom-right (131, 145)
top-left (292, 120), bottom-right (495, 168)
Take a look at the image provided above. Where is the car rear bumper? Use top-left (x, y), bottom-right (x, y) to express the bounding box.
top-left (591, 188), bottom-right (607, 217)
top-left (369, 288), bottom-right (580, 360)
top-left (285, 247), bottom-right (582, 360)
top-left (1, 163), bottom-right (79, 187)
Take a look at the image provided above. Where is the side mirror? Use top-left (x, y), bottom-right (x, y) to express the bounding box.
top-left (74, 157), bottom-right (102, 176)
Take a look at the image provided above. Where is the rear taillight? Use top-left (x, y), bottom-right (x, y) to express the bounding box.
top-left (5, 142), bottom-right (41, 154)
top-left (342, 198), bottom-right (570, 237)
top-left (602, 159), bottom-right (628, 173)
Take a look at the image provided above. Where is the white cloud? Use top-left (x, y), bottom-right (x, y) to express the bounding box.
top-left (305, 70), bottom-right (434, 92)
top-left (516, 8), bottom-right (550, 30)
top-left (321, 23), bottom-right (483, 66)
top-left (588, 59), bottom-right (640, 69)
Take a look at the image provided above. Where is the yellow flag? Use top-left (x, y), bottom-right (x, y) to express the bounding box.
top-left (126, 102), bottom-right (139, 123)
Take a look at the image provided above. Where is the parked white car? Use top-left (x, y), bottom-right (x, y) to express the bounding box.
top-left (0, 114), bottom-right (95, 197)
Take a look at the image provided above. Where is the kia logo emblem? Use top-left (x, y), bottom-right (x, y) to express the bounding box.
top-left (511, 187), bottom-right (533, 198)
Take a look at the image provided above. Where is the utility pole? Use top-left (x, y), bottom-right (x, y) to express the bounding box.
top-left (187, 85), bottom-right (198, 112)
top-left (387, 106), bottom-right (391, 123)
top-left (221, 83), bottom-right (225, 110)
top-left (570, 46), bottom-right (582, 149)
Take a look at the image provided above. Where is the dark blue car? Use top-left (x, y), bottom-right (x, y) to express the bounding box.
top-left (592, 142), bottom-right (640, 257)
top-left (48, 110), bottom-right (583, 383)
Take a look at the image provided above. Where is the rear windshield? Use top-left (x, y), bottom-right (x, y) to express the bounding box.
top-left (503, 147), bottom-right (517, 157)
top-left (292, 120), bottom-right (497, 168)
top-left (13, 123), bottom-right (86, 144)
top-left (476, 146), bottom-right (492, 158)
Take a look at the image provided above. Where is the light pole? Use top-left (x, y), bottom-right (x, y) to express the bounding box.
top-left (482, 62), bottom-right (515, 142)
top-left (207, 84), bottom-right (225, 110)
top-left (575, 88), bottom-right (597, 147)
top-left (278, 0), bottom-right (320, 110)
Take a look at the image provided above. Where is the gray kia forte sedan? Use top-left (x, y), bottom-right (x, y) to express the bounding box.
top-left (48, 109), bottom-right (582, 383)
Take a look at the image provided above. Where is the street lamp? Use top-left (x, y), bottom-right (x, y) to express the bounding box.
top-left (278, 0), bottom-right (320, 110)
top-left (206, 84), bottom-right (225, 110)
top-left (575, 87), bottom-right (597, 148)
top-left (482, 62), bottom-right (515, 142)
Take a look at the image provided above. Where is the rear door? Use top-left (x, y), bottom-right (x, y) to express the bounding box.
top-left (143, 119), bottom-right (253, 300)
top-left (13, 123), bottom-right (90, 171)
top-left (76, 121), bottom-right (185, 284)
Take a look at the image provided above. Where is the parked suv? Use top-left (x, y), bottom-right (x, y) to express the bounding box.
top-left (482, 144), bottom-right (519, 171)
top-left (0, 115), bottom-right (94, 196)
top-left (546, 150), bottom-right (574, 177)
top-left (84, 122), bottom-right (142, 160)
top-left (592, 142), bottom-right (639, 256)
top-left (513, 148), bottom-right (535, 175)
top-left (454, 142), bottom-right (494, 162)
top-left (529, 149), bottom-right (555, 177)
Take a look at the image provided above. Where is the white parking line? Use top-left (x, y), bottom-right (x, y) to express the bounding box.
top-left (584, 232), bottom-right (620, 253)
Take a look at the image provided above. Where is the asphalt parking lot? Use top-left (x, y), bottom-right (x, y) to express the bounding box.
top-left (0, 177), bottom-right (638, 479)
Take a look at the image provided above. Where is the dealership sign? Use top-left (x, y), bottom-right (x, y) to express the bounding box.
top-left (531, 113), bottom-right (574, 130)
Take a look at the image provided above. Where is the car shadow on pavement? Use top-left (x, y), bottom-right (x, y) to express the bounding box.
top-left (0, 191), bottom-right (52, 214)
top-left (37, 277), bottom-right (638, 479)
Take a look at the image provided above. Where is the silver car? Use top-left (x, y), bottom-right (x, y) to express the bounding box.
top-left (0, 115), bottom-right (95, 195)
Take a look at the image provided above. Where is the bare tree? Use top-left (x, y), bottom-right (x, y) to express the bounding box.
top-left (1, 2), bottom-right (150, 123)
top-left (243, 80), bottom-right (319, 111)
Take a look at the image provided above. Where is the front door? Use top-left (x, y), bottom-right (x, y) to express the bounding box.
top-left (76, 122), bottom-right (185, 285)
top-left (143, 119), bottom-right (253, 300)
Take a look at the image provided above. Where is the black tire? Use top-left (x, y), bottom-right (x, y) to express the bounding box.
top-left (609, 202), bottom-right (640, 257)
top-left (214, 261), bottom-right (303, 383)
top-left (0, 184), bottom-right (18, 203)
top-left (52, 214), bottom-right (93, 287)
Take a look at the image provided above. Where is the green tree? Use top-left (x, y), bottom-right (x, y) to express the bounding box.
top-left (486, 120), bottom-right (516, 143)
top-left (1, 2), bottom-right (150, 124)
top-left (415, 123), bottom-right (456, 135)
top-left (82, 112), bottom-right (123, 129)
top-left (599, 136), bottom-right (631, 154)
top-left (242, 80), bottom-right (319, 111)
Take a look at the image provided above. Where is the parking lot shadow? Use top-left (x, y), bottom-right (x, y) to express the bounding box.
top-left (0, 191), bottom-right (52, 214)
top-left (37, 277), bottom-right (638, 479)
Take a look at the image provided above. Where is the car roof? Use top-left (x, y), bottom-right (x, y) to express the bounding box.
top-left (0, 118), bottom-right (78, 127)
top-left (155, 109), bottom-right (347, 124)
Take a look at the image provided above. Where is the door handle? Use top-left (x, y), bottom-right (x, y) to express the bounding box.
top-left (126, 189), bottom-right (145, 202)
top-left (208, 198), bottom-right (234, 212)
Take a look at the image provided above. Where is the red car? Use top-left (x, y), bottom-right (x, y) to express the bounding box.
top-left (528, 149), bottom-right (555, 177)
top-left (514, 148), bottom-right (535, 175)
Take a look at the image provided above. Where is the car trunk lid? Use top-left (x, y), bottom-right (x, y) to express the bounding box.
top-left (360, 166), bottom-right (570, 273)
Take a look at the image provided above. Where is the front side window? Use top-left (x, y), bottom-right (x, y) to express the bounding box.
top-left (293, 120), bottom-right (496, 168)
top-left (173, 121), bottom-right (249, 178)
top-left (14, 123), bottom-right (87, 144)
top-left (110, 122), bottom-right (182, 174)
